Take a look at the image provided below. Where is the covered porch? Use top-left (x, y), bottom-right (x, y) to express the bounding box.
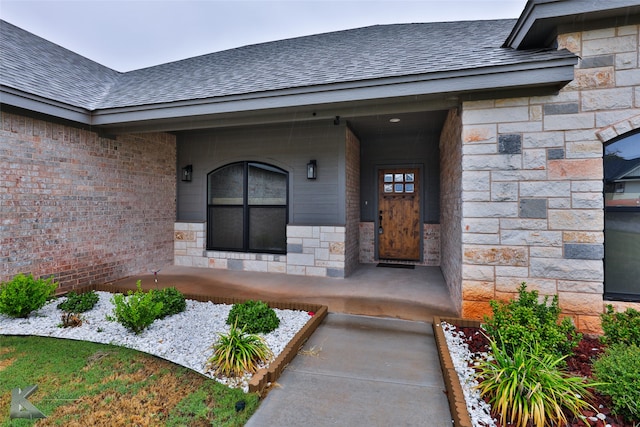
top-left (107, 263), bottom-right (457, 323)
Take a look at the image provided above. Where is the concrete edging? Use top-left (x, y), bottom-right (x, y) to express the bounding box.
top-left (433, 316), bottom-right (482, 427)
top-left (74, 284), bottom-right (328, 395)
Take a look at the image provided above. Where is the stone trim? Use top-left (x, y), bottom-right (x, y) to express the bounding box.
top-left (596, 113), bottom-right (640, 142)
top-left (175, 223), bottom-right (347, 278)
top-left (358, 222), bottom-right (441, 266)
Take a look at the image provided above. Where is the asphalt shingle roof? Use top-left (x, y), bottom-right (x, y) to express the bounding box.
top-left (0, 20), bottom-right (120, 110)
top-left (1, 18), bottom-right (576, 111)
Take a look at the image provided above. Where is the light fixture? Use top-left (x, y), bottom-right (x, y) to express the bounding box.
top-left (307, 160), bottom-right (317, 180)
top-left (389, 118), bottom-right (401, 123)
top-left (181, 165), bottom-right (193, 182)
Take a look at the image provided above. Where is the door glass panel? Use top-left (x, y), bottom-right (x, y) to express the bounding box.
top-left (384, 174), bottom-right (393, 183)
top-left (208, 163), bottom-right (243, 204)
top-left (394, 173), bottom-right (403, 182)
top-left (405, 173), bottom-right (414, 182)
top-left (394, 183), bottom-right (404, 193)
top-left (405, 183), bottom-right (414, 193)
top-left (384, 183), bottom-right (393, 193)
top-left (248, 163), bottom-right (287, 205)
top-left (604, 132), bottom-right (640, 299)
top-left (249, 207), bottom-right (286, 252)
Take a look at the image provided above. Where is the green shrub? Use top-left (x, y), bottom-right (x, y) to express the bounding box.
top-left (0, 273), bottom-right (57, 318)
top-left (109, 281), bottom-right (163, 334)
top-left (476, 338), bottom-right (595, 427)
top-left (593, 343), bottom-right (640, 421)
top-left (482, 283), bottom-right (581, 357)
top-left (57, 290), bottom-right (99, 313)
top-left (600, 305), bottom-right (640, 347)
top-left (151, 287), bottom-right (186, 319)
top-left (226, 300), bottom-right (279, 334)
top-left (206, 322), bottom-right (273, 378)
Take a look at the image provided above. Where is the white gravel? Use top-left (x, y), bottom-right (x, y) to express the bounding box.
top-left (440, 321), bottom-right (496, 427)
top-left (0, 292), bottom-right (312, 392)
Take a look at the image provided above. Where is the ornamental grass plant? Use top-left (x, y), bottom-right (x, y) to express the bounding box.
top-left (207, 322), bottom-right (273, 378)
top-left (475, 337), bottom-right (595, 427)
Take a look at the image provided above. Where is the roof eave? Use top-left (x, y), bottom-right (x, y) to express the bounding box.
top-left (92, 56), bottom-right (577, 132)
top-left (1, 85), bottom-right (92, 125)
top-left (505, 0), bottom-right (640, 49)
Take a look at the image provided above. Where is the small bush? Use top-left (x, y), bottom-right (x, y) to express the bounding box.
top-left (206, 322), bottom-right (273, 378)
top-left (226, 300), bottom-right (279, 334)
top-left (593, 343), bottom-right (640, 422)
top-left (109, 281), bottom-right (163, 334)
top-left (0, 273), bottom-right (57, 318)
top-left (57, 290), bottom-right (99, 313)
top-left (600, 305), bottom-right (640, 347)
top-left (482, 283), bottom-right (581, 357)
top-left (151, 287), bottom-right (186, 319)
top-left (476, 339), bottom-right (595, 427)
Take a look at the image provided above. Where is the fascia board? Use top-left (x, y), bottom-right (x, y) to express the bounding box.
top-left (506, 0), bottom-right (640, 49)
top-left (92, 57), bottom-right (577, 127)
top-left (0, 86), bottom-right (92, 124)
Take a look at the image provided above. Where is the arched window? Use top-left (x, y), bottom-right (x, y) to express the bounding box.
top-left (207, 162), bottom-right (288, 253)
top-left (604, 131), bottom-right (640, 301)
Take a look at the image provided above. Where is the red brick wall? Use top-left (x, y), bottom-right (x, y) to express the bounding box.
top-left (0, 110), bottom-right (176, 291)
top-left (345, 127), bottom-right (361, 276)
top-left (439, 108), bottom-right (463, 315)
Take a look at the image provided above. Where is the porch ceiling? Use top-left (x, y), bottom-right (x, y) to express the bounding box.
top-left (347, 110), bottom-right (449, 140)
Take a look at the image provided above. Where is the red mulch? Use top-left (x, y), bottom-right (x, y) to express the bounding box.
top-left (457, 327), bottom-right (637, 427)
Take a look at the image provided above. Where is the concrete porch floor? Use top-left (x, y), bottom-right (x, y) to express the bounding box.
top-left (108, 264), bottom-right (458, 322)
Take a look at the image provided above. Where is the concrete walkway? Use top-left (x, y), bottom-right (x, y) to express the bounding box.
top-left (109, 265), bottom-right (456, 426)
top-left (246, 313), bottom-right (452, 427)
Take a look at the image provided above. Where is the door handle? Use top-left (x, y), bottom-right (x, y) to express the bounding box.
top-left (378, 211), bottom-right (383, 234)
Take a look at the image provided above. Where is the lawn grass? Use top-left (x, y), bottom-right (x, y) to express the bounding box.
top-left (0, 335), bottom-right (259, 426)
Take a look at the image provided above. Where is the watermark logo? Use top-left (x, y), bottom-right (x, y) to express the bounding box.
top-left (10, 385), bottom-right (46, 419)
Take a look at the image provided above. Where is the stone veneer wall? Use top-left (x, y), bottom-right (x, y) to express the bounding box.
top-left (175, 223), bottom-right (347, 277)
top-left (344, 127), bottom-right (361, 276)
top-left (439, 109), bottom-right (464, 315)
top-left (459, 24), bottom-right (640, 333)
top-left (1, 110), bottom-right (176, 291)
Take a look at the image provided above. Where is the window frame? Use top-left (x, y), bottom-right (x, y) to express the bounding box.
top-left (206, 161), bottom-right (289, 254)
top-left (603, 130), bottom-right (640, 302)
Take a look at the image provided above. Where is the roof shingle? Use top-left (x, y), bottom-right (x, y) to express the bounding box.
top-left (1, 19), bottom-right (576, 111)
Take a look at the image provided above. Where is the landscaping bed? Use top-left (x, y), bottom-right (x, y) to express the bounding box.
top-left (433, 284), bottom-right (639, 427)
top-left (434, 316), bottom-right (639, 427)
top-left (0, 283), bottom-right (328, 395)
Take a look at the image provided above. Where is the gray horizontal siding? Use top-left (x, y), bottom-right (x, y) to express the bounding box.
top-left (176, 121), bottom-right (346, 225)
top-left (360, 132), bottom-right (441, 223)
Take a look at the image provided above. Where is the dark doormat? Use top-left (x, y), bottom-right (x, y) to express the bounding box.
top-left (376, 263), bottom-right (415, 269)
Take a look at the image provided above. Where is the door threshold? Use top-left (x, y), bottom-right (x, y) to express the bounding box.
top-left (376, 263), bottom-right (415, 269)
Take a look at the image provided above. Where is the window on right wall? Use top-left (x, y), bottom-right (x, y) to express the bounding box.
top-left (603, 131), bottom-right (640, 301)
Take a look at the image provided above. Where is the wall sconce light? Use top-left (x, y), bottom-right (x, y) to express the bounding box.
top-left (181, 165), bottom-right (193, 182)
top-left (307, 160), bottom-right (317, 180)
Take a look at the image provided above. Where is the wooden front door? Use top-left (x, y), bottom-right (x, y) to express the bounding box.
top-left (378, 168), bottom-right (421, 261)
